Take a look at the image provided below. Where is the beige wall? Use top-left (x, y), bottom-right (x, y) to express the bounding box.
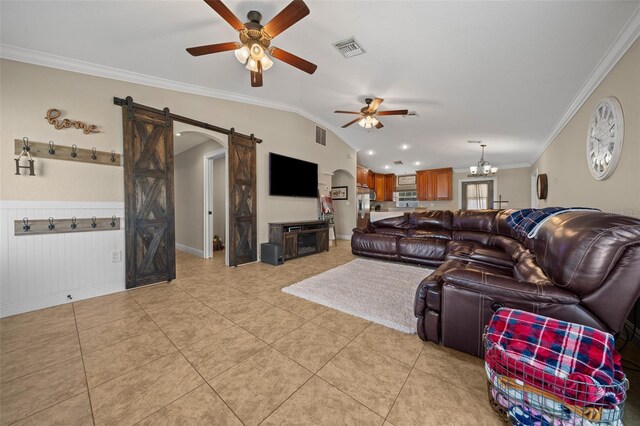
top-left (174, 139), bottom-right (223, 252)
top-left (0, 59), bottom-right (357, 248)
top-left (331, 170), bottom-right (356, 237)
top-left (532, 38), bottom-right (640, 217)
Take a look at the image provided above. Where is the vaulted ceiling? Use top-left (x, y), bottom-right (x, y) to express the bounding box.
top-left (2, 1), bottom-right (639, 174)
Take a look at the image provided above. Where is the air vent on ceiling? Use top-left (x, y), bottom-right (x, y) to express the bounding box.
top-left (393, 160), bottom-right (404, 165)
top-left (332, 37), bottom-right (366, 58)
top-left (467, 140), bottom-right (482, 144)
top-left (315, 126), bottom-right (327, 146)
top-left (402, 111), bottom-right (420, 118)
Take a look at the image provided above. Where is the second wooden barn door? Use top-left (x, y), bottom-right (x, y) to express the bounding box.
top-left (122, 103), bottom-right (176, 288)
top-left (228, 133), bottom-right (257, 266)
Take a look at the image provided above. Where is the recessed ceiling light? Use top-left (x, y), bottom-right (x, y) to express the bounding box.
top-left (415, 161), bottom-right (421, 166)
top-left (367, 150), bottom-right (375, 155)
top-left (176, 133), bottom-right (182, 136)
top-left (401, 144), bottom-right (409, 150)
top-left (384, 165), bottom-right (390, 169)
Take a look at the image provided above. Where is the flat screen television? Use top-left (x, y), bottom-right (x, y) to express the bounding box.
top-left (269, 152), bottom-right (318, 198)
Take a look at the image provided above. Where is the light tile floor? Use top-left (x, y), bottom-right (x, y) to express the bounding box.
top-left (1, 243), bottom-right (639, 425)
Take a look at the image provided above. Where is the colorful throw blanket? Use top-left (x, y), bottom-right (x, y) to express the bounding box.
top-left (506, 207), bottom-right (600, 240)
top-left (485, 309), bottom-right (626, 408)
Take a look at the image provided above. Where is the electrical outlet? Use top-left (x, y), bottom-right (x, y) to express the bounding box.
top-left (112, 250), bottom-right (122, 263)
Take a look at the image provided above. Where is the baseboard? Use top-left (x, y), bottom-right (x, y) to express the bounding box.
top-left (336, 234), bottom-right (352, 240)
top-left (0, 281), bottom-right (125, 318)
top-left (176, 243), bottom-right (204, 258)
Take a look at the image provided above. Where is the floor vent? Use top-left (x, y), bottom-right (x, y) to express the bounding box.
top-left (393, 160), bottom-right (404, 165)
top-left (332, 37), bottom-right (366, 58)
top-left (315, 126), bottom-right (327, 146)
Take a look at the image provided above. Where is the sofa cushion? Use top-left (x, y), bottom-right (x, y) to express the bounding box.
top-left (453, 210), bottom-right (498, 233)
top-left (534, 212), bottom-right (640, 295)
top-left (374, 228), bottom-right (408, 237)
top-left (409, 210), bottom-right (452, 230)
top-left (407, 229), bottom-right (452, 240)
top-left (351, 233), bottom-right (399, 260)
top-left (371, 213), bottom-right (409, 230)
top-left (398, 238), bottom-right (447, 261)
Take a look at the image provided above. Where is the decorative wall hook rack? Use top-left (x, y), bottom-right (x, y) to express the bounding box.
top-left (13, 139), bottom-right (122, 167)
top-left (14, 216), bottom-right (121, 236)
top-left (15, 137), bottom-right (36, 176)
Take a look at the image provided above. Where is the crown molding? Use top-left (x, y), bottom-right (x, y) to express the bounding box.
top-left (531, 4), bottom-right (640, 165)
top-left (0, 44), bottom-right (357, 152)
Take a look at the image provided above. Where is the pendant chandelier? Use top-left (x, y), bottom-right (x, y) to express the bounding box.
top-left (468, 144), bottom-right (498, 177)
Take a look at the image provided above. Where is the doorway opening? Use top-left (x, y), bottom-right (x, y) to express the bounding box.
top-left (204, 149), bottom-right (227, 260)
top-left (173, 125), bottom-right (229, 266)
top-left (459, 178), bottom-right (496, 210)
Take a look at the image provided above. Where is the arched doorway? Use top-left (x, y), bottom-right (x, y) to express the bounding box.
top-left (330, 169), bottom-right (356, 239)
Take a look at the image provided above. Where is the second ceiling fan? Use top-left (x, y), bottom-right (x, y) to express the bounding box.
top-left (335, 98), bottom-right (408, 129)
top-left (186, 0), bottom-right (317, 87)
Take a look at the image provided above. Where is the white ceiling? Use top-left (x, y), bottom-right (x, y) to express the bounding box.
top-left (2, 1), bottom-right (639, 174)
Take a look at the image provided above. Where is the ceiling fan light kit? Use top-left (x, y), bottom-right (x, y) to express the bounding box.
top-left (335, 97), bottom-right (408, 131)
top-left (187, 0), bottom-right (317, 87)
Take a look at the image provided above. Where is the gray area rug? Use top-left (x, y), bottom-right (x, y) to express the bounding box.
top-left (282, 258), bottom-right (434, 333)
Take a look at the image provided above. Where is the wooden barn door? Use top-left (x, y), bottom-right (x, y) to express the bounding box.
top-left (122, 103), bottom-right (176, 288)
top-left (228, 133), bottom-right (257, 266)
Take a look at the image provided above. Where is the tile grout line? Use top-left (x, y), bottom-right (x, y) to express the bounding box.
top-left (256, 318), bottom-right (378, 423)
top-left (72, 303), bottom-right (98, 426)
top-left (383, 343), bottom-right (426, 422)
top-left (132, 290), bottom-right (248, 426)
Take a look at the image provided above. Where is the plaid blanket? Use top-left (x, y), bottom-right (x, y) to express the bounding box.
top-left (485, 308), bottom-right (626, 406)
top-left (506, 207), bottom-right (600, 240)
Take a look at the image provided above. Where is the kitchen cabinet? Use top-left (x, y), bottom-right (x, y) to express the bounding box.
top-left (373, 173), bottom-right (396, 201)
top-left (356, 166), bottom-right (367, 186)
top-left (416, 168), bottom-right (453, 201)
top-left (384, 174), bottom-right (395, 201)
top-left (367, 171), bottom-right (375, 189)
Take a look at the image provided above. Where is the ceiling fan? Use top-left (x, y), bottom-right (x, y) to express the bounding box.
top-left (186, 0), bottom-right (317, 87)
top-left (335, 98), bottom-right (408, 129)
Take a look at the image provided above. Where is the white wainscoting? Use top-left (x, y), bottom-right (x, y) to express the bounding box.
top-left (0, 200), bottom-right (126, 317)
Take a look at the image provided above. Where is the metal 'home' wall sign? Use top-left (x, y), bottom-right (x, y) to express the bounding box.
top-left (45, 108), bottom-right (99, 134)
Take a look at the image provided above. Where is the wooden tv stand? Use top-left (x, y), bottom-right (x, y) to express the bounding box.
top-left (268, 220), bottom-right (329, 261)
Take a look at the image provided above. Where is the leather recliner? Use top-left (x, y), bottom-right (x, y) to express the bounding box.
top-left (351, 209), bottom-right (640, 357)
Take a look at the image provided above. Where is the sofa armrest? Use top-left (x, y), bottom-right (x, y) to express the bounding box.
top-left (442, 269), bottom-right (579, 304)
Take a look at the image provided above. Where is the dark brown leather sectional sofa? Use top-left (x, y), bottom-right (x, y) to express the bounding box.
top-left (351, 209), bottom-right (640, 357)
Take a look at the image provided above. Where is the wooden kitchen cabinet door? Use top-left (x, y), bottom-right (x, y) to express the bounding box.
top-left (384, 174), bottom-right (395, 201)
top-left (367, 171), bottom-right (375, 189)
top-left (374, 174), bottom-right (385, 202)
top-left (416, 171), bottom-right (428, 201)
top-left (434, 168), bottom-right (453, 200)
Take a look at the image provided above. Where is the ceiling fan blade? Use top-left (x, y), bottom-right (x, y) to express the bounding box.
top-left (263, 0), bottom-right (310, 38)
top-left (375, 121), bottom-right (384, 129)
top-left (334, 110), bottom-right (362, 114)
top-left (367, 97), bottom-right (384, 113)
top-left (204, 0), bottom-right (245, 31)
top-left (251, 61), bottom-right (263, 87)
top-left (377, 109), bottom-right (409, 116)
top-left (342, 117), bottom-right (362, 128)
top-left (269, 47), bottom-right (317, 74)
top-left (186, 42), bottom-right (240, 56)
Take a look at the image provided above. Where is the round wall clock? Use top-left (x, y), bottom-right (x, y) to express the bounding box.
top-left (536, 173), bottom-right (548, 200)
top-left (586, 96), bottom-right (624, 180)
